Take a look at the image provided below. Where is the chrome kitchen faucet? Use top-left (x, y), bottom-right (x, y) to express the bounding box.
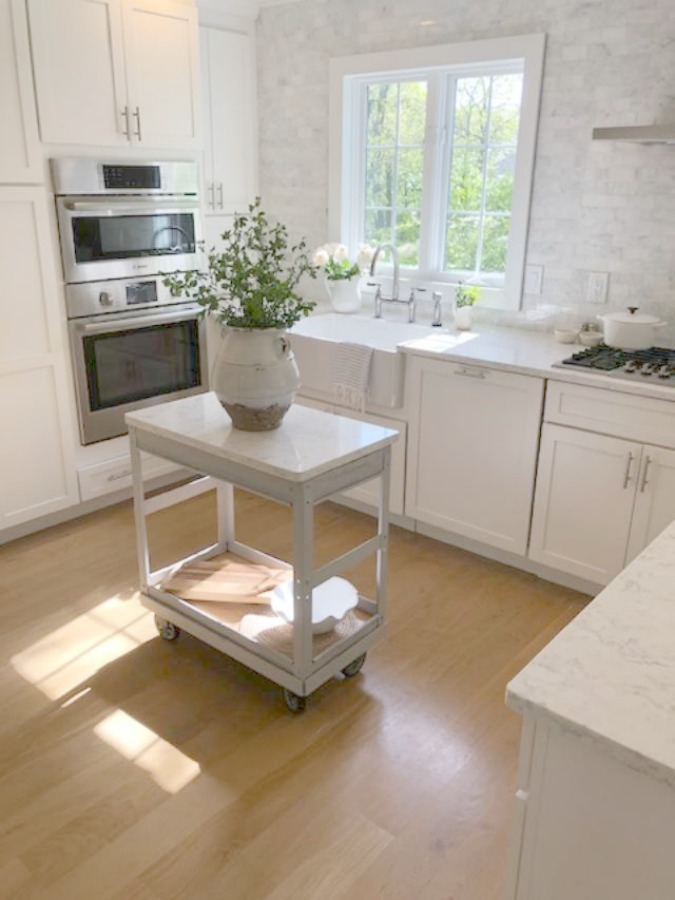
top-left (368, 243), bottom-right (422, 323)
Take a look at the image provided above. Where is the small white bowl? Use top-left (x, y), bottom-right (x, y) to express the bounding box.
top-left (554, 328), bottom-right (579, 344)
top-left (270, 576), bottom-right (358, 634)
top-left (578, 330), bottom-right (603, 347)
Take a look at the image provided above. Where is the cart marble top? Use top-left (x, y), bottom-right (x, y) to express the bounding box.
top-left (125, 392), bottom-right (397, 481)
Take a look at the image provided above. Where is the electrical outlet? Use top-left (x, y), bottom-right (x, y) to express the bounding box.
top-left (587, 272), bottom-right (609, 304)
top-left (525, 265), bottom-right (544, 295)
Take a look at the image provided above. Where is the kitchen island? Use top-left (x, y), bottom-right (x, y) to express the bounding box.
top-left (505, 517), bottom-right (675, 898)
top-left (126, 393), bottom-right (397, 711)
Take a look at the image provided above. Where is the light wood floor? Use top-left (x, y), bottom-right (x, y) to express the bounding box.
top-left (0, 490), bottom-right (588, 899)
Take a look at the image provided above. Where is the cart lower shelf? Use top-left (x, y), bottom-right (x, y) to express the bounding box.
top-left (157, 549), bottom-right (374, 663)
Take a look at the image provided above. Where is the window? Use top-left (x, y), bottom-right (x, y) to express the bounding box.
top-left (329, 35), bottom-right (545, 309)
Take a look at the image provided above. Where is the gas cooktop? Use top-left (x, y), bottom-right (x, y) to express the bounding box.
top-left (553, 345), bottom-right (675, 386)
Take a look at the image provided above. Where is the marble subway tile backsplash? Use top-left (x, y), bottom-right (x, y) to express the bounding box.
top-left (256, 0), bottom-right (675, 339)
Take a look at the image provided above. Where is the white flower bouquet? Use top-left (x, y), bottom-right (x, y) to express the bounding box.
top-left (312, 243), bottom-right (375, 281)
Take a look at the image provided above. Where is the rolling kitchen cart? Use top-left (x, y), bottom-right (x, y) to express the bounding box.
top-left (126, 393), bottom-right (396, 711)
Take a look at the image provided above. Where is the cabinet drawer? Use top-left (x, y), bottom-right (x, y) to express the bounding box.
top-left (78, 453), bottom-right (181, 502)
top-left (545, 381), bottom-right (675, 448)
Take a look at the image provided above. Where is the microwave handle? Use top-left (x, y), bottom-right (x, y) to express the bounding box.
top-left (76, 309), bottom-right (200, 334)
top-left (63, 199), bottom-right (199, 213)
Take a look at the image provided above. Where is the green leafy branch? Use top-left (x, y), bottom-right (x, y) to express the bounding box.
top-left (163, 198), bottom-right (316, 329)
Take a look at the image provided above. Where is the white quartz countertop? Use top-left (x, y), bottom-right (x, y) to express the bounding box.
top-left (399, 326), bottom-right (675, 403)
top-left (507, 517), bottom-right (675, 783)
top-left (125, 392), bottom-right (397, 482)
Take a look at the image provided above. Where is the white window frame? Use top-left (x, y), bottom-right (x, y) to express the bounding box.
top-left (328, 34), bottom-right (545, 310)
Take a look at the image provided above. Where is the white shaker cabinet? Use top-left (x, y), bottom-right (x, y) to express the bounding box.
top-left (0, 188), bottom-right (78, 528)
top-left (528, 425), bottom-right (640, 584)
top-left (529, 383), bottom-right (675, 584)
top-left (405, 358), bottom-right (544, 555)
top-left (200, 26), bottom-right (257, 217)
top-left (0, 0), bottom-right (41, 182)
top-left (27, 0), bottom-right (200, 150)
top-left (295, 397), bottom-right (406, 516)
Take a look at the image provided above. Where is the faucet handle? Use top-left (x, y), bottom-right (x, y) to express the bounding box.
top-left (431, 291), bottom-right (443, 327)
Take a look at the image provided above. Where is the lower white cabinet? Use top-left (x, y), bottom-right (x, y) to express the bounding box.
top-left (295, 397), bottom-right (406, 515)
top-left (405, 358), bottom-right (544, 554)
top-left (0, 187), bottom-right (78, 528)
top-left (507, 717), bottom-right (675, 899)
top-left (529, 383), bottom-right (675, 584)
top-left (78, 452), bottom-right (182, 502)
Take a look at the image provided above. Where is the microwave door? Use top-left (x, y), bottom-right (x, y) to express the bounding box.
top-left (56, 198), bottom-right (202, 283)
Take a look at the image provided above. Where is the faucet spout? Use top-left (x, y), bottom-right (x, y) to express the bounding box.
top-left (369, 243), bottom-right (400, 301)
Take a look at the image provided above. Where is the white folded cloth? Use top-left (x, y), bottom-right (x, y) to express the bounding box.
top-left (330, 342), bottom-right (373, 412)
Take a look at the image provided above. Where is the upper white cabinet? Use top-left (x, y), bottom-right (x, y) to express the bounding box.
top-left (529, 382), bottom-right (675, 584)
top-left (0, 0), bottom-right (41, 182)
top-left (27, 0), bottom-right (200, 149)
top-left (405, 358), bottom-right (544, 555)
top-left (0, 187), bottom-right (78, 528)
top-left (200, 26), bottom-right (257, 216)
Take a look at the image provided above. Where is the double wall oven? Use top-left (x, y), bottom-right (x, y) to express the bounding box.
top-left (53, 159), bottom-right (207, 445)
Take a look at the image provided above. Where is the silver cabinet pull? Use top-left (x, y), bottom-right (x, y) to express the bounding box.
top-left (133, 106), bottom-right (142, 141)
top-left (640, 455), bottom-right (652, 493)
top-left (120, 105), bottom-right (130, 138)
top-left (453, 366), bottom-right (485, 379)
top-left (208, 183), bottom-right (215, 209)
top-left (623, 451), bottom-right (635, 489)
top-left (217, 182), bottom-right (224, 209)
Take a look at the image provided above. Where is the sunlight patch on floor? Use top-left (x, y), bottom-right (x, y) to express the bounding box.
top-left (94, 709), bottom-right (201, 793)
top-left (10, 593), bottom-right (156, 700)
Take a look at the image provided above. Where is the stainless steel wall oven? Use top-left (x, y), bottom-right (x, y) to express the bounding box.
top-left (52, 159), bottom-right (207, 445)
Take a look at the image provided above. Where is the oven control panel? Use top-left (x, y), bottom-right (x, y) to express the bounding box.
top-left (66, 277), bottom-right (182, 319)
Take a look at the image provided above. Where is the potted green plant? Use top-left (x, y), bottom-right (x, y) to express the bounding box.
top-left (164, 198), bottom-right (316, 431)
top-left (454, 281), bottom-right (481, 331)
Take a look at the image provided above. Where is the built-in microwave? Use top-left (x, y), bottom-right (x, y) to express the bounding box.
top-left (52, 158), bottom-right (203, 284)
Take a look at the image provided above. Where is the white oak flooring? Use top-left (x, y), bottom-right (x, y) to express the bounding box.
top-left (0, 490), bottom-right (588, 899)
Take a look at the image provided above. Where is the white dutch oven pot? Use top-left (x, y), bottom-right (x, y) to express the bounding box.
top-left (599, 307), bottom-right (667, 350)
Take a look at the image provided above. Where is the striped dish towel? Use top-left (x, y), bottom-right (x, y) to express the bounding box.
top-left (330, 342), bottom-right (373, 412)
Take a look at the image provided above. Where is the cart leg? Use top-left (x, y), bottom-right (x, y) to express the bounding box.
top-left (341, 652), bottom-right (367, 677)
top-left (283, 689), bottom-right (306, 713)
top-left (155, 615), bottom-right (180, 641)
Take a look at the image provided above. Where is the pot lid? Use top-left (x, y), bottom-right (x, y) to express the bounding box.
top-left (601, 307), bottom-right (665, 325)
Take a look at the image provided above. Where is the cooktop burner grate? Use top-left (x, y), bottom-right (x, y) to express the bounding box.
top-left (554, 345), bottom-right (675, 384)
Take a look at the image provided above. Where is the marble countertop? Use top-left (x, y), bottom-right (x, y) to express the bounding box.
top-left (399, 326), bottom-right (675, 403)
top-left (507, 517), bottom-right (675, 784)
top-left (125, 392), bottom-right (397, 482)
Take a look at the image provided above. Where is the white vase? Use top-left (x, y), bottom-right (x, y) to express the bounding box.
top-left (211, 328), bottom-right (300, 431)
top-left (326, 277), bottom-right (362, 314)
top-left (454, 305), bottom-right (473, 331)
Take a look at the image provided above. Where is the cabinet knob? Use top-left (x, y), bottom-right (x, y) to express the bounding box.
top-left (99, 291), bottom-right (113, 307)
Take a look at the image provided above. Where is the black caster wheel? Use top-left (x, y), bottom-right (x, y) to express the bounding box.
top-left (283, 689), bottom-right (306, 713)
top-left (341, 652), bottom-right (367, 678)
top-left (155, 615), bottom-right (180, 641)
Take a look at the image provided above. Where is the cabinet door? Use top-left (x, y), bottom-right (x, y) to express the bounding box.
top-left (626, 445), bottom-right (675, 564)
top-left (529, 424), bottom-right (640, 584)
top-left (27, 0), bottom-right (129, 146)
top-left (122, 0), bottom-right (200, 149)
top-left (0, 188), bottom-right (78, 528)
top-left (0, 0), bottom-right (41, 181)
top-left (405, 359), bottom-right (544, 554)
top-left (335, 409), bottom-right (406, 516)
top-left (203, 27), bottom-right (257, 214)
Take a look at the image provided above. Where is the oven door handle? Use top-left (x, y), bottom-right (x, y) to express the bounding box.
top-left (62, 199), bottom-right (199, 214)
top-left (75, 309), bottom-right (201, 334)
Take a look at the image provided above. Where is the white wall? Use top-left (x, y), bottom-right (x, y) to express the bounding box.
top-left (255, 0), bottom-right (675, 332)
